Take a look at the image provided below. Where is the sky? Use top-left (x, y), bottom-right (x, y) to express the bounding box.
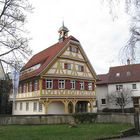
top-left (26, 0), bottom-right (130, 74)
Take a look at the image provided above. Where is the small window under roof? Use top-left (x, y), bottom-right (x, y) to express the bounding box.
top-left (116, 73), bottom-right (120, 77)
top-left (126, 71), bottom-right (131, 76)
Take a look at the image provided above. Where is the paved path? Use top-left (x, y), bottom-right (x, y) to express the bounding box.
top-left (112, 136), bottom-right (140, 140)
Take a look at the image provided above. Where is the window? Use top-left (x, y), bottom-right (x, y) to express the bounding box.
top-left (127, 71), bottom-right (131, 76)
top-left (19, 85), bottom-right (22, 93)
top-left (116, 73), bottom-right (120, 77)
top-left (34, 80), bottom-right (38, 91)
top-left (132, 84), bottom-right (137, 90)
top-left (38, 103), bottom-right (42, 112)
top-left (20, 102), bottom-right (22, 110)
top-left (116, 85), bottom-right (123, 91)
top-left (78, 65), bottom-right (84, 72)
top-left (70, 80), bottom-right (75, 89)
top-left (101, 99), bottom-right (106, 105)
top-left (59, 80), bottom-right (65, 89)
top-left (80, 81), bottom-right (84, 90)
top-left (64, 63), bottom-right (71, 70)
top-left (33, 102), bottom-right (37, 111)
top-left (29, 81), bottom-right (32, 92)
top-left (69, 46), bottom-right (78, 53)
top-left (23, 83), bottom-right (26, 93)
top-left (88, 82), bottom-right (92, 90)
top-left (26, 102), bottom-right (29, 111)
top-left (46, 79), bottom-right (53, 89)
top-left (15, 102), bottom-right (17, 110)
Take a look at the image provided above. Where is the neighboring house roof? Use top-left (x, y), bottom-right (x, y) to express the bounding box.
top-left (97, 63), bottom-right (140, 85)
top-left (97, 74), bottom-right (108, 85)
top-left (20, 35), bottom-right (97, 81)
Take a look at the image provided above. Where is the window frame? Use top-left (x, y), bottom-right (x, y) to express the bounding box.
top-left (70, 80), bottom-right (75, 89)
top-left (116, 84), bottom-right (123, 91)
top-left (26, 102), bottom-right (29, 111)
top-left (46, 79), bottom-right (53, 89)
top-left (132, 83), bottom-right (137, 90)
top-left (33, 102), bottom-right (37, 111)
top-left (88, 82), bottom-right (92, 90)
top-left (80, 81), bottom-right (84, 90)
top-left (59, 80), bottom-right (65, 89)
top-left (101, 99), bottom-right (106, 105)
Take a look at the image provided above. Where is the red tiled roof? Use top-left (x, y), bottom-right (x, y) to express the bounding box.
top-left (108, 64), bottom-right (140, 84)
top-left (97, 64), bottom-right (140, 85)
top-left (96, 74), bottom-right (108, 85)
top-left (20, 36), bottom-right (79, 81)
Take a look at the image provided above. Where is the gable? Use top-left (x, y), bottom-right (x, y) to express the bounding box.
top-left (43, 41), bottom-right (97, 80)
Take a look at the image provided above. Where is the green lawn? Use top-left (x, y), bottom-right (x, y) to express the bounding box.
top-left (0, 123), bottom-right (133, 140)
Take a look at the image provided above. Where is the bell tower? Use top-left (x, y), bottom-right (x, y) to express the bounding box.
top-left (58, 22), bottom-right (69, 42)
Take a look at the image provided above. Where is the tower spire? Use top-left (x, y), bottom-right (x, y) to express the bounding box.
top-left (58, 21), bottom-right (69, 42)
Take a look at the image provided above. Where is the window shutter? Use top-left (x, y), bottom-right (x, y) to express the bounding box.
top-left (37, 80), bottom-right (39, 90)
top-left (42, 79), bottom-right (46, 89)
top-left (81, 66), bottom-right (84, 72)
top-left (64, 63), bottom-right (68, 69)
top-left (76, 81), bottom-right (80, 90)
top-left (84, 81), bottom-right (88, 90)
top-left (92, 82), bottom-right (95, 91)
top-left (27, 82), bottom-right (30, 92)
top-left (53, 79), bottom-right (58, 89)
top-left (21, 84), bottom-right (23, 93)
top-left (32, 80), bottom-right (34, 91)
top-left (65, 80), bottom-right (70, 89)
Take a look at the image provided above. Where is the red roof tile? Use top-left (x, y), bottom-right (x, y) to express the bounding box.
top-left (97, 64), bottom-right (140, 85)
top-left (96, 74), bottom-right (108, 85)
top-left (20, 36), bottom-right (79, 81)
top-left (108, 64), bottom-right (140, 84)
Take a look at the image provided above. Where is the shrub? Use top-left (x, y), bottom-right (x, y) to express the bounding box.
top-left (73, 113), bottom-right (97, 123)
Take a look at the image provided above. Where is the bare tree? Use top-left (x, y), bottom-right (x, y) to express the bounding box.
top-left (107, 88), bottom-right (132, 113)
top-left (0, 0), bottom-right (33, 70)
top-left (103, 0), bottom-right (140, 64)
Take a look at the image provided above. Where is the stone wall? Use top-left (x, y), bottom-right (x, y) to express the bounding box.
top-left (0, 113), bottom-right (136, 125)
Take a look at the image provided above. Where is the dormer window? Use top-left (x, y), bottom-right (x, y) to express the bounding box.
top-left (116, 73), bottom-right (120, 77)
top-left (127, 71), bottom-right (131, 76)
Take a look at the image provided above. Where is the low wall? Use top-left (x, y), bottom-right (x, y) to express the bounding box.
top-left (0, 113), bottom-right (136, 125)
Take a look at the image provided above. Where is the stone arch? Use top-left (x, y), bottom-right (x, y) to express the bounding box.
top-left (48, 101), bottom-right (65, 114)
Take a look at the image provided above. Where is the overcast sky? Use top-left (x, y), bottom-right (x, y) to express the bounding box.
top-left (26, 0), bottom-right (130, 74)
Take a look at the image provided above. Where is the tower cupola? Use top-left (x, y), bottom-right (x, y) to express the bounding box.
top-left (58, 22), bottom-right (69, 42)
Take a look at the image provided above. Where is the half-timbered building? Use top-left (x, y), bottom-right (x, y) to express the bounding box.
top-left (13, 24), bottom-right (97, 115)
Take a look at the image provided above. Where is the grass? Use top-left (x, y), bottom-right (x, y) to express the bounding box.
top-left (0, 123), bottom-right (133, 140)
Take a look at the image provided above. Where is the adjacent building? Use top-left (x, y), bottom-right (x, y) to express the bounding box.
top-left (13, 25), bottom-right (97, 115)
top-left (96, 62), bottom-right (140, 112)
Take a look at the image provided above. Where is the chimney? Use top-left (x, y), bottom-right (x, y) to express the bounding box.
top-left (127, 59), bottom-right (130, 65)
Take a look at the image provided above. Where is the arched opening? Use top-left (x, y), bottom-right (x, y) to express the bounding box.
top-left (75, 101), bottom-right (88, 113)
top-left (48, 101), bottom-right (64, 114)
top-left (68, 102), bottom-right (73, 113)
